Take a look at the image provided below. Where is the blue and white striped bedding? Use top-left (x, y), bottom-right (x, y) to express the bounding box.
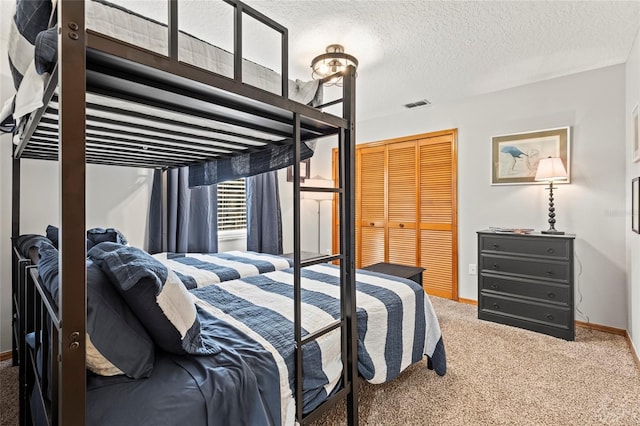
top-left (152, 251), bottom-right (293, 289)
top-left (189, 263), bottom-right (446, 425)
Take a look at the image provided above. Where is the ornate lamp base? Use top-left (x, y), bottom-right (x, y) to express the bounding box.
top-left (542, 181), bottom-right (563, 235)
top-left (542, 229), bottom-right (565, 235)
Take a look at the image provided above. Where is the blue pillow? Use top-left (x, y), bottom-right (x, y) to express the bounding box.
top-left (88, 242), bottom-right (220, 356)
top-left (12, 234), bottom-right (52, 261)
top-left (87, 227), bottom-right (128, 246)
top-left (45, 225), bottom-right (59, 248)
top-left (46, 225), bottom-right (128, 250)
top-left (37, 243), bottom-right (155, 378)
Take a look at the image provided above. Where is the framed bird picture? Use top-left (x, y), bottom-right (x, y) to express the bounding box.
top-left (491, 127), bottom-right (570, 185)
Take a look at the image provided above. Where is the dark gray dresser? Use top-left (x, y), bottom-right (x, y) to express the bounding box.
top-left (477, 230), bottom-right (575, 340)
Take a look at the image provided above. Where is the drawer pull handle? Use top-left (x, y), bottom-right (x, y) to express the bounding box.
top-left (492, 244), bottom-right (499, 249)
top-left (546, 271), bottom-right (554, 276)
top-left (369, 222), bottom-right (375, 227)
top-left (547, 248), bottom-right (555, 254)
top-left (492, 264), bottom-right (499, 270)
top-left (491, 283), bottom-right (498, 289)
top-left (547, 292), bottom-right (555, 299)
top-left (492, 303), bottom-right (500, 310)
top-left (546, 314), bottom-right (554, 321)
top-left (399, 223), bottom-right (405, 228)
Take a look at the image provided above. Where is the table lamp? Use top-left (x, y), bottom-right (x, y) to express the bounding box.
top-left (534, 157), bottom-right (568, 234)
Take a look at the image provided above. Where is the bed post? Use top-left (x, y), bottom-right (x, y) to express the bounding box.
top-left (11, 150), bottom-right (25, 426)
top-left (11, 155), bottom-right (20, 367)
top-left (342, 65), bottom-right (358, 426)
top-left (292, 112), bottom-right (304, 421)
top-left (58, 1), bottom-right (87, 425)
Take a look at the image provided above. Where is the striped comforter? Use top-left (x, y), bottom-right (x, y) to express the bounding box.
top-left (153, 251), bottom-right (292, 289)
top-left (189, 263), bottom-right (446, 425)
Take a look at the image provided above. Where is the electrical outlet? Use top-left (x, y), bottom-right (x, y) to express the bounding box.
top-left (468, 264), bottom-right (477, 275)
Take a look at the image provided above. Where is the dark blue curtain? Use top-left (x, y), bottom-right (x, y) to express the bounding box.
top-left (246, 171), bottom-right (282, 254)
top-left (148, 168), bottom-right (218, 254)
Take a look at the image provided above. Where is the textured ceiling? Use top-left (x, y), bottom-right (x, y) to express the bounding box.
top-left (246, 0), bottom-right (640, 121)
top-left (2, 1), bottom-right (639, 122)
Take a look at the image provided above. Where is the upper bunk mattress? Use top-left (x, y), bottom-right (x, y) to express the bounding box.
top-left (5, 0), bottom-right (320, 135)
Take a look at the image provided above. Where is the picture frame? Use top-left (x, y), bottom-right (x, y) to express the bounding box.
top-left (491, 127), bottom-right (570, 185)
top-left (286, 158), bottom-right (310, 182)
top-left (633, 103), bottom-right (640, 163)
top-left (633, 177), bottom-right (640, 234)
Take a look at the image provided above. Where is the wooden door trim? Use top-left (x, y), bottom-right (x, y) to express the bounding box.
top-left (362, 129), bottom-right (457, 148)
top-left (451, 129), bottom-right (459, 301)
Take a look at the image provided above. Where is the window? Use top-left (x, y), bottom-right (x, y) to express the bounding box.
top-left (217, 178), bottom-right (247, 231)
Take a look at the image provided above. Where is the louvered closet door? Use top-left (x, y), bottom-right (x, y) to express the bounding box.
top-left (387, 141), bottom-right (418, 266)
top-left (357, 145), bottom-right (386, 267)
top-left (419, 133), bottom-right (457, 299)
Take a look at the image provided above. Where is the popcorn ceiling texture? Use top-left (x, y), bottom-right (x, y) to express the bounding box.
top-left (250, 0), bottom-right (640, 120)
top-left (8, 0), bottom-right (637, 121)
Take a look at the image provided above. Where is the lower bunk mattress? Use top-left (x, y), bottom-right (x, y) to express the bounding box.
top-left (32, 263), bottom-right (446, 426)
top-left (152, 250), bottom-right (293, 289)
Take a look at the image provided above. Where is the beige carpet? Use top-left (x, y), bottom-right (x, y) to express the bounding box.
top-left (1, 297), bottom-right (639, 425)
top-left (0, 358), bottom-right (18, 426)
top-left (316, 297), bottom-right (640, 425)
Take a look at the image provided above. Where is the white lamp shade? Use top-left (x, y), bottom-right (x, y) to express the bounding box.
top-left (302, 178), bottom-right (334, 200)
top-left (534, 157), bottom-right (568, 182)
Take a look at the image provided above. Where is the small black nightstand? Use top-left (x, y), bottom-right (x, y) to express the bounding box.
top-left (361, 262), bottom-right (425, 286)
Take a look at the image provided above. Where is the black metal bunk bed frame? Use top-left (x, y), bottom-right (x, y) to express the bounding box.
top-left (10, 1), bottom-right (357, 425)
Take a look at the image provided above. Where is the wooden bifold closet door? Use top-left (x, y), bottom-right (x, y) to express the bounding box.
top-left (335, 129), bottom-right (457, 300)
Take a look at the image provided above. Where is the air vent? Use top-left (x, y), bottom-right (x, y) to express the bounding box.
top-left (404, 99), bottom-right (431, 109)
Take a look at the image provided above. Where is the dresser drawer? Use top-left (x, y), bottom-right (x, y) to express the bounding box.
top-left (479, 274), bottom-right (570, 305)
top-left (480, 255), bottom-right (570, 282)
top-left (479, 294), bottom-right (571, 328)
top-left (479, 234), bottom-right (570, 259)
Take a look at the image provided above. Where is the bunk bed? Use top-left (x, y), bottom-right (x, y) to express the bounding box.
top-left (8, 1), bottom-right (446, 425)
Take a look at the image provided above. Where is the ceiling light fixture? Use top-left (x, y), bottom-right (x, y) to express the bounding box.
top-left (311, 44), bottom-right (358, 86)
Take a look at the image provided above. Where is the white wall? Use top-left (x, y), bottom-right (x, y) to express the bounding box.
top-left (626, 29), bottom-right (640, 351)
top-left (306, 65), bottom-right (628, 329)
top-left (0, 116), bottom-right (12, 354)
